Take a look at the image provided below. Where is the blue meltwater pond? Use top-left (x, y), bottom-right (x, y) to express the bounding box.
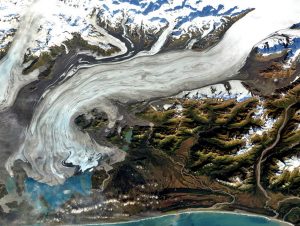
top-left (24, 172), bottom-right (92, 212)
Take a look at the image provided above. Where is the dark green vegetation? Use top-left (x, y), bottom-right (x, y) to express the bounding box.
top-left (134, 98), bottom-right (262, 185)
top-left (75, 108), bottom-right (109, 131)
top-left (261, 85), bottom-right (300, 196)
top-left (278, 199), bottom-right (300, 225)
top-left (71, 83), bottom-right (300, 225)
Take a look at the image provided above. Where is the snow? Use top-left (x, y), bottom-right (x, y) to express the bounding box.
top-left (278, 156), bottom-right (300, 173)
top-left (163, 104), bottom-right (173, 110)
top-left (0, 0), bottom-right (251, 57)
top-left (0, 0), bottom-right (32, 49)
top-left (256, 27), bottom-right (300, 69)
top-left (177, 80), bottom-right (252, 102)
top-left (236, 102), bottom-right (277, 155)
top-left (236, 130), bottom-right (253, 155)
top-left (252, 103), bottom-right (278, 136)
top-left (4, 0), bottom-right (300, 184)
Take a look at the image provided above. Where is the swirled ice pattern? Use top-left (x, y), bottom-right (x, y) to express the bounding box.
top-left (3, 0), bottom-right (300, 185)
top-left (0, 0), bottom-right (249, 112)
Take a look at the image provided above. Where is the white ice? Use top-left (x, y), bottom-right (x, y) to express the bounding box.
top-left (4, 0), bottom-right (300, 185)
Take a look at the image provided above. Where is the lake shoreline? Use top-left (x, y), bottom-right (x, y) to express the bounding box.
top-left (85, 209), bottom-right (293, 226)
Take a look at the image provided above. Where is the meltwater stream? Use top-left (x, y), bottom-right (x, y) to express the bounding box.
top-left (3, 0), bottom-right (300, 185)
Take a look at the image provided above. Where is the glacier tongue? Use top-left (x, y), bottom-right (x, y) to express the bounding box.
top-left (3, 0), bottom-right (300, 186)
top-left (5, 0), bottom-right (300, 185)
top-left (0, 0), bottom-right (252, 111)
top-left (0, 0), bottom-right (46, 111)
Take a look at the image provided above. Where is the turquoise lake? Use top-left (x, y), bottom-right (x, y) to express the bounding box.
top-left (92, 212), bottom-right (283, 226)
top-left (24, 172), bottom-right (92, 212)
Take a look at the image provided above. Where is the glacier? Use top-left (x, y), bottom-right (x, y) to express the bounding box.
top-left (1, 0), bottom-right (300, 186)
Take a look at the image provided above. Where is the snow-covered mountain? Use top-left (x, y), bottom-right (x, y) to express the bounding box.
top-left (0, 0), bottom-right (31, 54)
top-left (96, 0), bottom-right (252, 50)
top-left (241, 22), bottom-right (300, 95)
top-left (0, 0), bottom-right (252, 59)
top-left (255, 23), bottom-right (300, 71)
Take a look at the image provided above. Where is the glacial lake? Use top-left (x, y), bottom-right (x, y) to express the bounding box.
top-left (92, 212), bottom-right (284, 226)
